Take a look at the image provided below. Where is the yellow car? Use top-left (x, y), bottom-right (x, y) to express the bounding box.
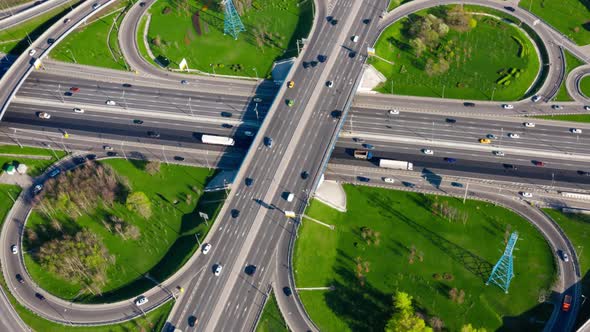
top-left (287, 81), bottom-right (295, 88)
top-left (479, 138), bottom-right (491, 144)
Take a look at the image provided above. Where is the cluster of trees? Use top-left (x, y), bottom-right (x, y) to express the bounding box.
top-left (449, 288), bottom-right (466, 304)
top-left (354, 256), bottom-right (371, 286)
top-left (102, 215), bottom-right (141, 240)
top-left (35, 162), bottom-right (121, 219)
top-left (145, 161), bottom-right (161, 175)
top-left (126, 191), bottom-right (152, 219)
top-left (385, 291), bottom-right (487, 332)
top-left (360, 226), bottom-right (381, 246)
top-left (408, 244), bottom-right (424, 264)
top-left (405, 5), bottom-right (476, 76)
top-left (430, 198), bottom-right (469, 224)
top-left (37, 229), bottom-right (114, 295)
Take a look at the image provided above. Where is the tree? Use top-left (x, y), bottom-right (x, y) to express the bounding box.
top-left (460, 324), bottom-right (487, 332)
top-left (449, 288), bottom-right (458, 301)
top-left (429, 317), bottom-right (444, 331)
top-left (385, 291), bottom-right (433, 332)
top-left (444, 5), bottom-right (474, 32)
top-left (126, 191), bottom-right (152, 219)
top-left (145, 161), bottom-right (161, 175)
top-left (409, 38), bottom-right (427, 57)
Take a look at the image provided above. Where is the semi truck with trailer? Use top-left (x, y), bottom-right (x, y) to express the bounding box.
top-left (354, 150), bottom-right (373, 160)
top-left (201, 134), bottom-right (235, 146)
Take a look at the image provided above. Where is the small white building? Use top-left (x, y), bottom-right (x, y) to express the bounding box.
top-left (16, 163), bottom-right (27, 174)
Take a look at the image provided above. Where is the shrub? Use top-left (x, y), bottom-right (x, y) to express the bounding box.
top-left (432, 273), bottom-right (442, 280)
top-left (443, 272), bottom-right (454, 280)
top-left (162, 7), bottom-right (171, 14)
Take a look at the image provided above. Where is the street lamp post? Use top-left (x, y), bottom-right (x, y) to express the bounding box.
top-left (210, 64), bottom-right (216, 75)
top-left (253, 67), bottom-right (258, 79)
top-left (67, 48), bottom-right (77, 63)
top-left (254, 102), bottom-right (260, 122)
top-left (195, 233), bottom-right (201, 246)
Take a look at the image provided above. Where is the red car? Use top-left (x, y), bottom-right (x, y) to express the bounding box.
top-left (534, 161), bottom-right (545, 167)
top-left (69, 87), bottom-right (80, 92)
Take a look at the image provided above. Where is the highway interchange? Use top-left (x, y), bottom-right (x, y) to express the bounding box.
top-left (0, 0), bottom-right (589, 331)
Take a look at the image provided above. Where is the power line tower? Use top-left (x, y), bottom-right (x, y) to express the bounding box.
top-left (222, 0), bottom-right (245, 40)
top-left (486, 232), bottom-right (518, 293)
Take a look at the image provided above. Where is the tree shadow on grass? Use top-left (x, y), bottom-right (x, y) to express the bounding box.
top-left (366, 191), bottom-right (494, 283)
top-left (324, 257), bottom-right (392, 332)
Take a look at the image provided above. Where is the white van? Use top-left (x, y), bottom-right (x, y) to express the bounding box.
top-left (352, 35), bottom-right (359, 43)
top-left (287, 193), bottom-right (294, 202)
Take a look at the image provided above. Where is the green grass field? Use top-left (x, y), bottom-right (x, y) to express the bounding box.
top-left (537, 114), bottom-right (590, 123)
top-left (0, 184), bottom-right (21, 222)
top-left (581, 75), bottom-right (590, 98)
top-left (0, 1), bottom-right (79, 55)
top-left (372, 7), bottom-right (540, 101)
top-left (543, 209), bottom-right (590, 328)
top-left (554, 50), bottom-right (585, 101)
top-left (0, 145), bottom-right (66, 176)
top-left (294, 185), bottom-right (556, 331)
top-left (519, 0), bottom-right (590, 46)
top-left (145, 0), bottom-right (312, 77)
top-left (388, 0), bottom-right (412, 11)
top-left (24, 159), bottom-right (224, 303)
top-left (256, 292), bottom-right (288, 332)
top-left (50, 1), bottom-right (130, 70)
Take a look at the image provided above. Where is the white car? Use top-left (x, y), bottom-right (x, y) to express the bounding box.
top-left (202, 243), bottom-right (211, 255)
top-left (388, 109), bottom-right (399, 115)
top-left (383, 177), bottom-right (395, 184)
top-left (73, 108), bottom-right (84, 113)
top-left (486, 134), bottom-right (497, 139)
top-left (422, 149), bottom-right (434, 155)
top-left (11, 245), bottom-right (18, 255)
top-left (563, 252), bottom-right (569, 262)
top-left (552, 104), bottom-right (563, 110)
top-left (327, 81), bottom-right (334, 88)
top-left (493, 150), bottom-right (505, 156)
top-left (103, 145), bottom-right (113, 151)
top-left (181, 80), bottom-right (189, 85)
top-left (105, 100), bottom-right (116, 106)
top-left (28, 49), bottom-right (36, 56)
top-left (520, 192), bottom-right (533, 198)
top-left (532, 95), bottom-right (541, 102)
top-left (134, 296), bottom-right (148, 306)
top-left (523, 122), bottom-right (535, 128)
top-left (502, 104), bottom-right (514, 109)
top-left (92, 3), bottom-right (100, 10)
top-left (571, 128), bottom-right (582, 134)
top-left (214, 264), bottom-right (223, 276)
top-left (38, 112), bottom-right (50, 119)
top-left (508, 133), bottom-right (520, 138)
top-left (585, 106), bottom-right (590, 111)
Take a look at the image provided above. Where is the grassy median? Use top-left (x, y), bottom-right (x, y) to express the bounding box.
top-left (0, 145), bottom-right (66, 177)
top-left (23, 159), bottom-right (223, 303)
top-left (372, 5), bottom-right (540, 101)
top-left (294, 185), bottom-right (556, 331)
top-left (553, 50), bottom-right (584, 102)
top-left (581, 75), bottom-right (590, 98)
top-left (519, 0), bottom-right (590, 46)
top-left (256, 292), bottom-right (288, 332)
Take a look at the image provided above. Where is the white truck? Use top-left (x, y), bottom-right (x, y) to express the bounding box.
top-left (379, 159), bottom-right (413, 171)
top-left (201, 134), bottom-right (235, 146)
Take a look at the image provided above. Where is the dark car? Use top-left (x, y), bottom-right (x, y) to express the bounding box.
top-left (533, 160), bottom-right (545, 167)
top-left (463, 102), bottom-right (475, 107)
top-left (73, 156), bottom-right (86, 164)
top-left (222, 123), bottom-right (233, 129)
top-left (444, 157), bottom-right (457, 163)
top-left (577, 170), bottom-right (589, 176)
top-left (331, 110), bottom-right (342, 118)
top-left (504, 6), bottom-right (515, 12)
top-left (15, 274), bottom-right (24, 284)
top-left (64, 91), bottom-right (73, 96)
top-left (402, 181), bottom-right (415, 188)
top-left (451, 182), bottom-right (464, 188)
top-left (302, 61), bottom-right (310, 68)
top-left (445, 118), bottom-right (456, 124)
top-left (147, 131), bottom-right (160, 138)
top-left (353, 137), bottom-right (364, 143)
top-left (349, 51), bottom-right (357, 58)
top-left (47, 38), bottom-right (55, 44)
top-left (310, 61), bottom-right (318, 67)
top-left (35, 293), bottom-right (45, 301)
top-left (283, 287), bottom-right (292, 296)
top-left (188, 315), bottom-right (197, 327)
top-left (231, 209), bottom-right (240, 218)
top-left (122, 83), bottom-right (133, 88)
top-left (245, 265), bottom-right (257, 276)
top-left (363, 18), bottom-right (371, 24)
top-left (133, 119), bottom-right (144, 124)
top-left (330, 19), bottom-right (338, 25)
top-left (86, 154), bottom-right (97, 160)
top-left (264, 136), bottom-right (273, 148)
top-left (503, 163), bottom-right (517, 170)
top-left (107, 151), bottom-right (118, 157)
top-left (139, 1), bottom-right (146, 6)
top-left (318, 55), bottom-right (327, 63)
top-left (301, 171), bottom-right (309, 180)
top-left (245, 177), bottom-right (254, 186)
top-left (362, 143), bottom-right (374, 150)
top-left (221, 112), bottom-right (232, 118)
top-left (357, 176), bottom-right (370, 182)
top-left (174, 156), bottom-right (185, 161)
